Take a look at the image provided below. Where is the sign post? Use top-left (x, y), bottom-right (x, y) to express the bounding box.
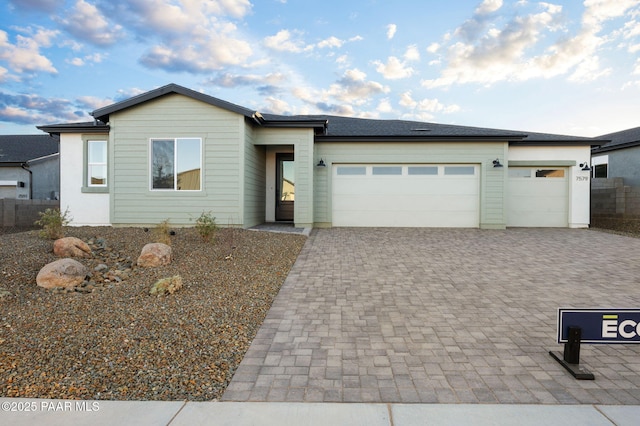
top-left (551, 308), bottom-right (640, 380)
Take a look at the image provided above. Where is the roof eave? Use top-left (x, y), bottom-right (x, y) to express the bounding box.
top-left (37, 124), bottom-right (110, 135)
top-left (92, 83), bottom-right (255, 123)
top-left (316, 135), bottom-right (525, 142)
top-left (511, 139), bottom-right (607, 147)
top-left (592, 140), bottom-right (640, 154)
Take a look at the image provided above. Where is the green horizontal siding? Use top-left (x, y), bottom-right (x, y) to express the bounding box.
top-left (110, 94), bottom-right (244, 226)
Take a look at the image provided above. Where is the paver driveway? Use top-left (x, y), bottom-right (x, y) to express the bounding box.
top-left (223, 228), bottom-right (640, 404)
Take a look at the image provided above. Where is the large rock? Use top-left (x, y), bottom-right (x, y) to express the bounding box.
top-left (53, 237), bottom-right (91, 258)
top-left (36, 258), bottom-right (89, 289)
top-left (137, 243), bottom-right (172, 267)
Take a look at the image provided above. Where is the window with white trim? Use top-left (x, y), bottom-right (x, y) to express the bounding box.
top-left (150, 138), bottom-right (202, 191)
top-left (87, 140), bottom-right (107, 186)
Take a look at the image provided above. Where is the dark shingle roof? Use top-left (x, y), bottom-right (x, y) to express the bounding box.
top-left (36, 83), bottom-right (604, 145)
top-left (92, 83), bottom-right (257, 122)
top-left (0, 134), bottom-right (59, 164)
top-left (592, 127), bottom-right (640, 153)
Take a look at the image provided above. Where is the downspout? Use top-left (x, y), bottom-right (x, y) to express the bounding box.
top-left (20, 163), bottom-right (33, 199)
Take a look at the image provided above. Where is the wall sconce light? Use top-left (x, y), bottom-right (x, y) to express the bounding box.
top-left (317, 159), bottom-right (326, 167)
top-left (580, 162), bottom-right (591, 171)
top-left (492, 158), bottom-right (503, 168)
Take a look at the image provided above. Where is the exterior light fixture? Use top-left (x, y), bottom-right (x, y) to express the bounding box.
top-left (317, 159), bottom-right (326, 167)
top-left (492, 158), bottom-right (503, 168)
top-left (580, 162), bottom-right (591, 171)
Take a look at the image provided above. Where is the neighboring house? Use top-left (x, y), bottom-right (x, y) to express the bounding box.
top-left (37, 83), bottom-right (605, 229)
top-left (591, 127), bottom-right (640, 186)
top-left (0, 134), bottom-right (60, 200)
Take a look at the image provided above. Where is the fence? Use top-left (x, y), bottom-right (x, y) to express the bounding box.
top-left (0, 199), bottom-right (60, 227)
top-left (591, 178), bottom-right (640, 232)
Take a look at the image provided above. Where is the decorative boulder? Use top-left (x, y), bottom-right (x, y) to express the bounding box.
top-left (53, 237), bottom-right (91, 258)
top-left (137, 243), bottom-right (172, 267)
top-left (36, 258), bottom-right (89, 289)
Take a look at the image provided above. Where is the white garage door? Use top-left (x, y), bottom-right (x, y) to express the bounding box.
top-left (507, 167), bottom-right (568, 227)
top-left (332, 164), bottom-right (479, 227)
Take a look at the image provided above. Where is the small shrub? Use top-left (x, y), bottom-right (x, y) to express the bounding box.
top-left (195, 211), bottom-right (217, 241)
top-left (150, 275), bottom-right (183, 296)
top-left (34, 207), bottom-right (71, 240)
top-left (153, 219), bottom-right (172, 245)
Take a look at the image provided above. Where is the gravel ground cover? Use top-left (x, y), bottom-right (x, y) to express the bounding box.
top-left (0, 226), bottom-right (306, 401)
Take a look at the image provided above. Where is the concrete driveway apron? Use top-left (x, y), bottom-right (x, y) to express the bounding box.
top-left (223, 228), bottom-right (640, 404)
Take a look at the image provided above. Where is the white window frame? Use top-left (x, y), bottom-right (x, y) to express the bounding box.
top-left (87, 140), bottom-right (107, 187)
top-left (149, 138), bottom-right (202, 191)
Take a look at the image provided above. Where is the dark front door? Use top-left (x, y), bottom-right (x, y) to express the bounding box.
top-left (276, 153), bottom-right (294, 221)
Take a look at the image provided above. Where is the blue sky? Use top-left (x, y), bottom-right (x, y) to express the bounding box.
top-left (1, 0), bottom-right (639, 136)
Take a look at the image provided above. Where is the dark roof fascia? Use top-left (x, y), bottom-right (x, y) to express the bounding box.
top-left (92, 83), bottom-right (255, 122)
top-left (510, 139), bottom-right (607, 147)
top-left (0, 162), bottom-right (25, 167)
top-left (37, 123), bottom-right (110, 135)
top-left (592, 140), bottom-right (640, 154)
top-left (316, 135), bottom-right (524, 143)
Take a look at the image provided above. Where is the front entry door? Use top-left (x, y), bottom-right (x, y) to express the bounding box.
top-left (275, 154), bottom-right (294, 221)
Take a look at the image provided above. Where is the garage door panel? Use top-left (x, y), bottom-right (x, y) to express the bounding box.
top-left (332, 164), bottom-right (479, 227)
top-left (507, 167), bottom-right (568, 227)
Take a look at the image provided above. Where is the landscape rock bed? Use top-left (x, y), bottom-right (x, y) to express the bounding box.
top-left (0, 226), bottom-right (306, 401)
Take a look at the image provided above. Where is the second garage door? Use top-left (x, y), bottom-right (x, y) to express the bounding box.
top-left (507, 167), bottom-right (568, 227)
top-left (332, 164), bottom-right (479, 227)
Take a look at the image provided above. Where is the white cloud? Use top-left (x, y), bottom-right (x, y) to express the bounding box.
top-left (399, 91), bottom-right (460, 117)
top-left (404, 45), bottom-right (420, 61)
top-left (0, 66), bottom-right (8, 83)
top-left (373, 56), bottom-right (415, 80)
top-left (475, 0), bottom-right (503, 15)
top-left (427, 42), bottom-right (440, 54)
top-left (317, 36), bottom-right (344, 49)
top-left (291, 69), bottom-right (389, 114)
top-left (75, 95), bottom-right (113, 110)
top-left (386, 24), bottom-right (397, 40)
top-left (262, 96), bottom-right (291, 115)
top-left (422, 1), bottom-right (636, 88)
top-left (0, 28), bottom-right (58, 74)
top-left (376, 98), bottom-right (393, 113)
top-left (58, 0), bottom-right (124, 46)
top-left (264, 29), bottom-right (313, 53)
top-left (328, 69), bottom-right (390, 105)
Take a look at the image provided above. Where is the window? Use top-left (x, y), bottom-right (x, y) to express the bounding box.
top-left (535, 169), bottom-right (564, 178)
top-left (372, 166), bottom-right (402, 175)
top-left (87, 140), bottom-right (107, 186)
top-left (508, 168), bottom-right (531, 178)
top-left (337, 166), bottom-right (366, 175)
top-left (151, 138), bottom-right (201, 191)
top-left (444, 166), bottom-right (475, 175)
top-left (594, 164), bottom-right (607, 178)
top-left (408, 166), bottom-right (438, 175)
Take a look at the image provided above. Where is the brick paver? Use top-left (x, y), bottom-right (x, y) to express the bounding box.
top-left (223, 228), bottom-right (640, 404)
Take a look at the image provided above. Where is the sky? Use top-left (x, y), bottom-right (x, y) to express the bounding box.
top-left (1, 0), bottom-right (639, 137)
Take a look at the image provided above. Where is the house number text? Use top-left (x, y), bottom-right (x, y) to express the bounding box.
top-left (576, 176), bottom-right (589, 182)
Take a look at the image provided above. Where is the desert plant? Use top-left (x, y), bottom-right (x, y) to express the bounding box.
top-left (150, 275), bottom-right (183, 296)
top-left (153, 219), bottom-right (172, 245)
top-left (34, 207), bottom-right (71, 239)
top-left (195, 211), bottom-right (217, 241)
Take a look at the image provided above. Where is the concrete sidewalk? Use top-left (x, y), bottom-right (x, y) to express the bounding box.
top-left (1, 399), bottom-right (640, 425)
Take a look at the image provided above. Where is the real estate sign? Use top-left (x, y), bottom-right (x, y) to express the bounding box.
top-left (557, 309), bottom-right (640, 344)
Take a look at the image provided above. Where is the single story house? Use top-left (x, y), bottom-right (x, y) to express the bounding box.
top-left (0, 134), bottom-right (60, 200)
top-left (591, 127), bottom-right (640, 186)
top-left (37, 83), bottom-right (605, 229)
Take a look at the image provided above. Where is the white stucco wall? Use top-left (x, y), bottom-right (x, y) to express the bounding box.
top-left (508, 145), bottom-right (592, 228)
top-left (59, 134), bottom-right (110, 226)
